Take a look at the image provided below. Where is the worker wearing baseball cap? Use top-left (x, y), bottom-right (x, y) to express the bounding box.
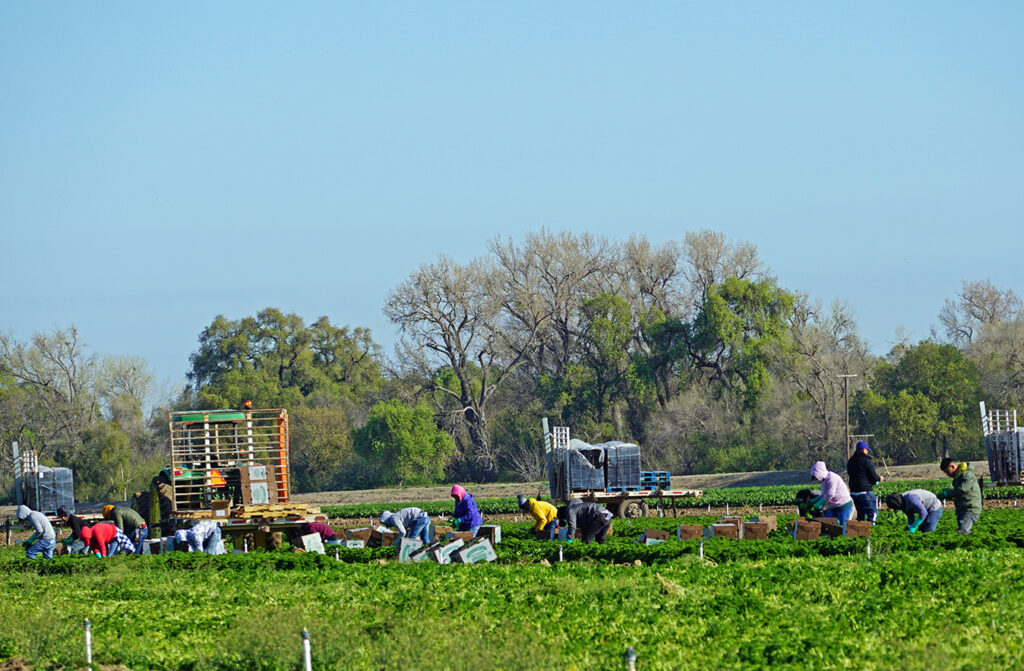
top-left (518, 494), bottom-right (559, 535)
top-left (847, 441), bottom-right (882, 523)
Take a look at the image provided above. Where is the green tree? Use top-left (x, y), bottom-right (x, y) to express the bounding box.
top-left (290, 404), bottom-right (359, 493)
top-left (857, 341), bottom-right (982, 461)
top-left (684, 277), bottom-right (796, 409)
top-left (187, 309), bottom-right (381, 409)
top-left (352, 400), bottom-right (455, 486)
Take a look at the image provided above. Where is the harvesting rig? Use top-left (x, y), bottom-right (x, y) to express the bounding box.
top-left (543, 418), bottom-right (701, 517)
top-left (137, 407), bottom-right (327, 546)
top-left (980, 402), bottom-right (1024, 486)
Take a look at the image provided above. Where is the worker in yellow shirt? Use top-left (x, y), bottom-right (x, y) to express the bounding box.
top-left (518, 494), bottom-right (559, 534)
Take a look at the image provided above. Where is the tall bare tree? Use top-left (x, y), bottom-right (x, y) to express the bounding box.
top-left (489, 229), bottom-right (616, 377)
top-left (385, 256), bottom-right (544, 475)
top-left (0, 326), bottom-right (98, 452)
top-left (938, 279), bottom-right (1023, 347)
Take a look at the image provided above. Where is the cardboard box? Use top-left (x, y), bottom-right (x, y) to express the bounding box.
top-left (345, 528), bottom-right (372, 542)
top-left (432, 540), bottom-right (464, 565)
top-left (211, 499), bottom-right (231, 518)
top-left (845, 520), bottom-right (872, 538)
top-left (743, 522), bottom-right (770, 540)
top-left (300, 533), bottom-right (325, 555)
top-left (477, 525), bottom-right (502, 544)
top-left (368, 526), bottom-right (399, 547)
top-left (644, 528), bottom-right (672, 541)
top-left (813, 517), bottom-right (844, 538)
top-left (446, 531), bottom-right (476, 543)
top-left (718, 516), bottom-right (745, 527)
top-left (752, 515), bottom-right (777, 532)
top-left (787, 519), bottom-right (821, 541)
top-left (454, 538), bottom-right (497, 564)
top-left (709, 524), bottom-right (739, 539)
top-left (396, 537), bottom-right (424, 562)
top-left (342, 540), bottom-right (365, 549)
top-left (246, 482), bottom-right (271, 505)
top-left (410, 543), bottom-right (438, 563)
top-left (676, 525), bottom-right (704, 540)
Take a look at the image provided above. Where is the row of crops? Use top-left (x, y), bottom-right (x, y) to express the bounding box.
top-left (4, 507), bottom-right (1024, 670)
top-left (320, 478), bottom-right (1024, 518)
top-left (6, 509), bottom-right (1024, 575)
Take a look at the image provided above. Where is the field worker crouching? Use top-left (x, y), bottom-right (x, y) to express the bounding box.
top-left (450, 485), bottom-right (483, 537)
top-left (174, 520), bottom-right (223, 554)
top-left (518, 494), bottom-right (558, 533)
top-left (380, 507), bottom-right (431, 543)
top-left (809, 461), bottom-right (854, 525)
top-left (559, 499), bottom-right (613, 545)
top-left (939, 458), bottom-right (983, 534)
top-left (16, 505), bottom-right (56, 560)
top-left (298, 521), bottom-right (339, 543)
top-left (80, 522), bottom-right (135, 557)
top-left (847, 441), bottom-right (882, 523)
top-left (57, 507), bottom-right (91, 554)
top-left (886, 490), bottom-right (943, 533)
top-left (103, 504), bottom-right (149, 554)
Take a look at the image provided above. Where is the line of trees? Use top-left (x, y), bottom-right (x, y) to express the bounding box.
top-left (2, 230), bottom-right (1021, 500)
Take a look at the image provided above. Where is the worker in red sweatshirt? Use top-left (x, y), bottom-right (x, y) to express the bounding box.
top-left (79, 522), bottom-right (134, 557)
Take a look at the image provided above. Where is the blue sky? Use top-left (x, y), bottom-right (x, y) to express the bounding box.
top-left (2, 3), bottom-right (1022, 393)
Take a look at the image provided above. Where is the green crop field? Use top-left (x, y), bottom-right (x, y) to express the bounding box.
top-left (4, 506), bottom-right (1024, 670)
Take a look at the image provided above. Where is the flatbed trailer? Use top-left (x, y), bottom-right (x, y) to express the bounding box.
top-left (574, 488), bottom-right (703, 518)
top-left (543, 419), bottom-right (702, 517)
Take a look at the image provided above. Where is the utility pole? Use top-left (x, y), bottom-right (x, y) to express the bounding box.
top-left (837, 374), bottom-right (858, 462)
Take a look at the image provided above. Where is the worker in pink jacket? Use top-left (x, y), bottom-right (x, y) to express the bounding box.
top-left (809, 461), bottom-right (854, 525)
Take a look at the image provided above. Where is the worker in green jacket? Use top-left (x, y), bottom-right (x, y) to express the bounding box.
top-left (939, 458), bottom-right (983, 535)
top-left (103, 505), bottom-right (149, 553)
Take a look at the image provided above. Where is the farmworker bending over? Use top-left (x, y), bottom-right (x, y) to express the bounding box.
top-left (847, 441), bottom-right (881, 523)
top-left (174, 520), bottom-right (223, 554)
top-left (886, 490), bottom-right (943, 533)
top-left (80, 522), bottom-right (135, 557)
top-left (518, 494), bottom-right (558, 532)
top-left (809, 461), bottom-right (854, 525)
top-left (57, 507), bottom-right (89, 541)
top-left (56, 507), bottom-right (91, 553)
top-left (16, 505), bottom-right (56, 560)
top-left (298, 521), bottom-right (339, 543)
top-left (450, 485), bottom-right (483, 537)
top-left (559, 499), bottom-right (613, 545)
top-left (103, 504), bottom-right (149, 554)
top-left (380, 507), bottom-right (431, 543)
top-left (939, 458), bottom-right (982, 535)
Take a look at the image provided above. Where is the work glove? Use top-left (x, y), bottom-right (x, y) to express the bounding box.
top-left (25, 533), bottom-right (40, 547)
top-left (92, 551), bottom-right (102, 558)
top-left (565, 539), bottom-right (573, 544)
top-left (938, 489), bottom-right (952, 498)
top-left (448, 517), bottom-right (460, 527)
top-left (908, 519), bottom-right (922, 534)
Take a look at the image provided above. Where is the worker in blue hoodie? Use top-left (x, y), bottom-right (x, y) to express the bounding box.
top-left (449, 484), bottom-right (483, 536)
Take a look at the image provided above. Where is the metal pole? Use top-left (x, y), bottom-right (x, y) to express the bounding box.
top-left (866, 538), bottom-right (871, 560)
top-left (837, 374), bottom-right (858, 462)
top-left (625, 647), bottom-right (638, 671)
top-left (302, 628), bottom-right (312, 671)
top-left (699, 538), bottom-right (704, 560)
top-left (558, 545), bottom-right (563, 563)
top-left (84, 619), bottom-right (92, 669)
